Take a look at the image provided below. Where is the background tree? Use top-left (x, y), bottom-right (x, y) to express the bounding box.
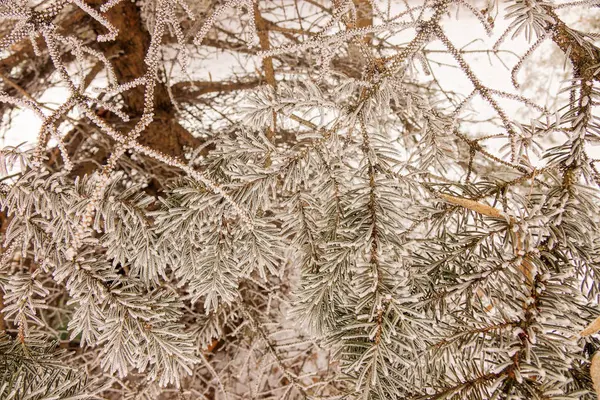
top-left (1, 0), bottom-right (600, 398)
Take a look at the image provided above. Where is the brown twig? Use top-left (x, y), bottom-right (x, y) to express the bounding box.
top-left (439, 193), bottom-right (503, 219)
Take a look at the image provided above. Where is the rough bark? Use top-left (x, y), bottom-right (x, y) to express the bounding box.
top-left (86, 0), bottom-right (199, 158)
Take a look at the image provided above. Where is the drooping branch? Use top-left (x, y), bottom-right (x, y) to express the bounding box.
top-left (171, 78), bottom-right (261, 101)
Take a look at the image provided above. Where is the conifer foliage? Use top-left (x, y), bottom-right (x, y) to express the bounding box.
top-left (1, 0), bottom-right (600, 398)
